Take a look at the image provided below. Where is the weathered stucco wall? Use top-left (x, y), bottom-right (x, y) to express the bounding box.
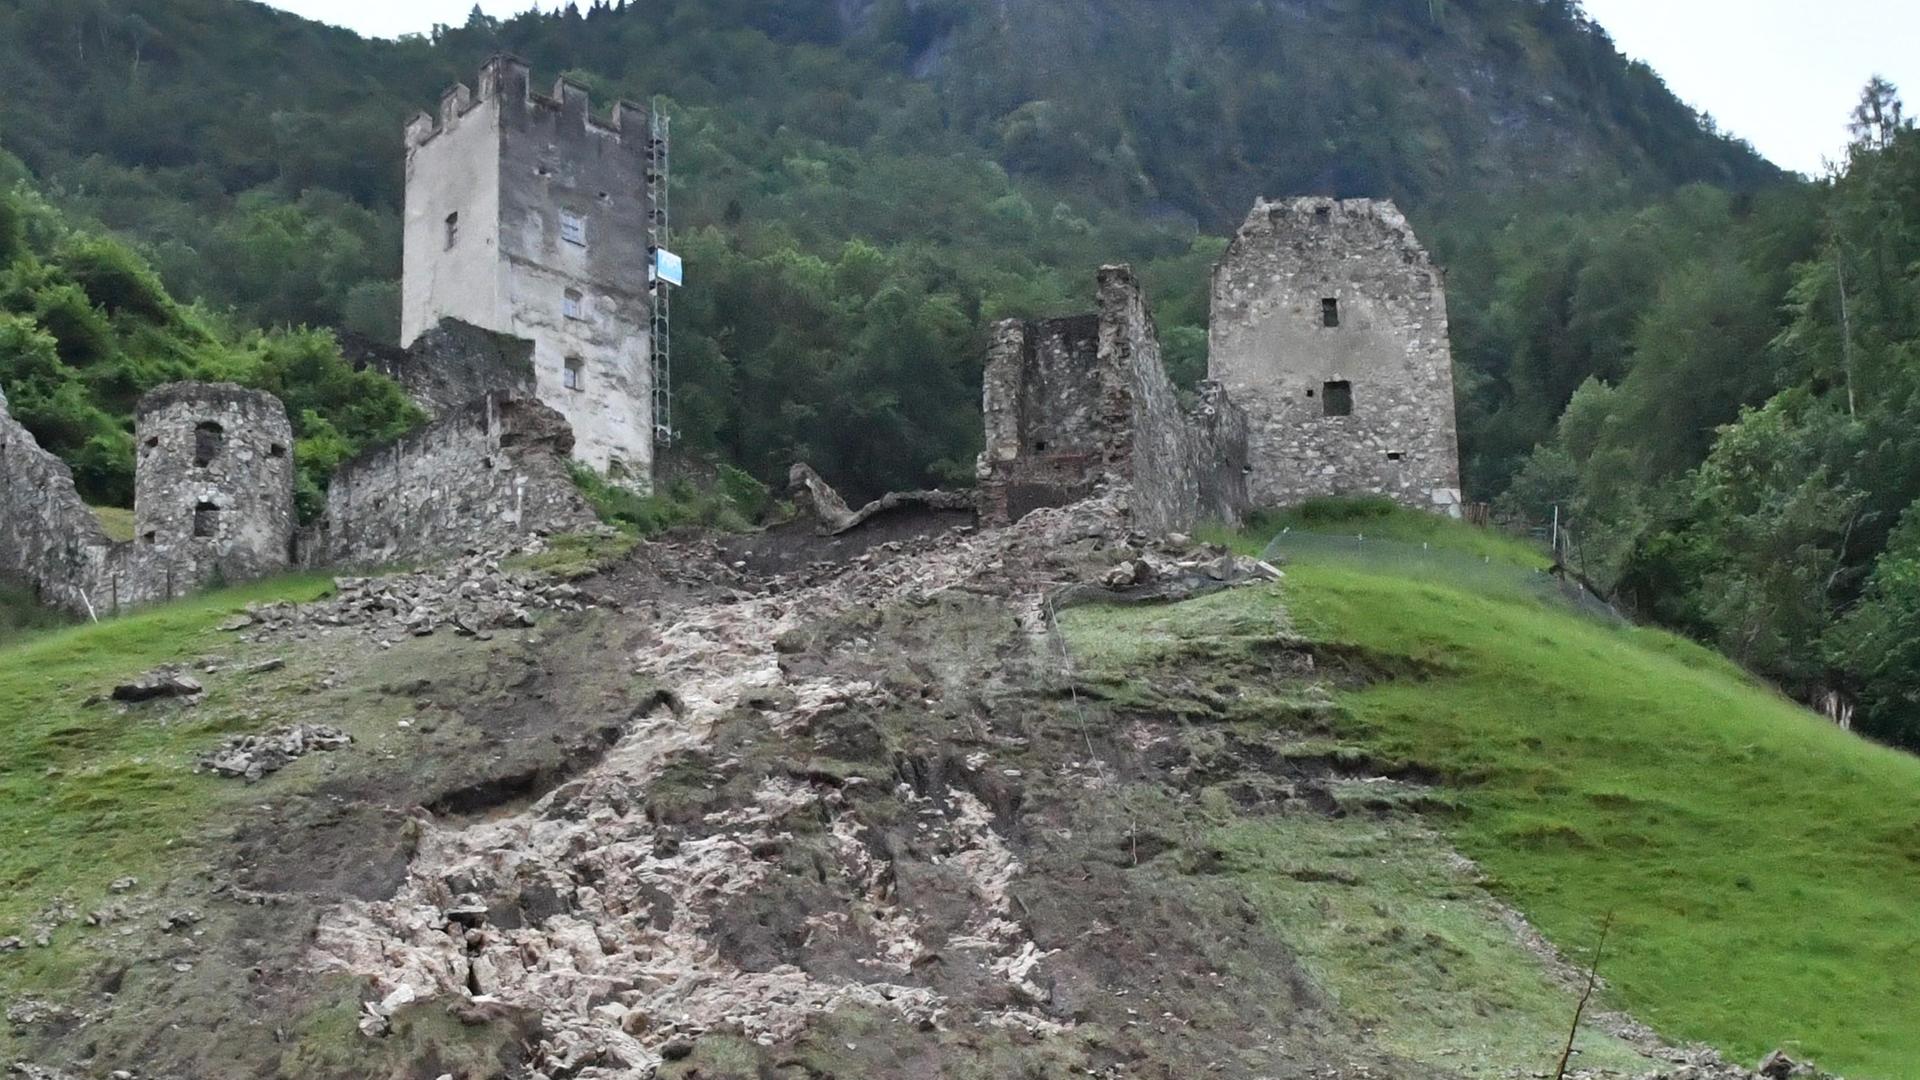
top-left (404, 56), bottom-right (656, 488)
top-left (978, 266), bottom-right (1246, 534)
top-left (1209, 197), bottom-right (1462, 514)
top-left (403, 90), bottom-right (505, 344)
top-left (310, 393), bottom-right (599, 569)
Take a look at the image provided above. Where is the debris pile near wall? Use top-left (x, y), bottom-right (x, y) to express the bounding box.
top-left (236, 546), bottom-right (598, 643)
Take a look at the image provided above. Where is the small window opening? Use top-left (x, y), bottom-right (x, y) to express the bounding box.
top-left (1323, 381), bottom-right (1354, 418)
top-left (269, 443), bottom-right (287, 459)
top-left (563, 356), bottom-right (585, 391)
top-left (1034, 440), bottom-right (1049, 453)
top-left (1321, 298), bottom-right (1341, 328)
top-left (142, 531), bottom-right (157, 545)
top-left (143, 435), bottom-right (159, 452)
top-left (1315, 206), bottom-right (1333, 225)
top-left (1387, 451), bottom-right (1406, 462)
top-left (193, 422), bottom-right (224, 467)
top-left (1305, 387), bottom-right (1316, 398)
top-left (193, 501), bottom-right (220, 539)
top-left (444, 211), bottom-right (459, 249)
top-left (560, 211), bottom-right (587, 247)
top-left (563, 288), bottom-right (585, 320)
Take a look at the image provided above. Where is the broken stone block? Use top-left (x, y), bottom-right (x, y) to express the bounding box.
top-left (110, 671), bottom-right (204, 703)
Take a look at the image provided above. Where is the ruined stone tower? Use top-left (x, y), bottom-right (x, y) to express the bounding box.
top-left (979, 266), bottom-right (1247, 534)
top-left (134, 383), bottom-right (296, 587)
top-left (1209, 198), bottom-right (1462, 514)
top-left (403, 55), bottom-right (655, 488)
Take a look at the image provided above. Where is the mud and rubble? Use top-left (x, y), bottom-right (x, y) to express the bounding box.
top-left (3, 494), bottom-right (1827, 1080)
top-left (309, 499), bottom-right (1134, 1076)
top-left (231, 545), bottom-right (600, 644)
top-left (198, 724), bottom-right (352, 782)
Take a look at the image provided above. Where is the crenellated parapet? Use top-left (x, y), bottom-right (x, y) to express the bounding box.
top-left (406, 55), bottom-right (649, 153)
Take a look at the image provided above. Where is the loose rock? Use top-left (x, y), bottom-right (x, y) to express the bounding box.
top-left (199, 724), bottom-right (352, 782)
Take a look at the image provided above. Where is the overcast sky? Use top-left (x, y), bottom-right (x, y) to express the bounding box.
top-left (265, 0), bottom-right (1916, 175)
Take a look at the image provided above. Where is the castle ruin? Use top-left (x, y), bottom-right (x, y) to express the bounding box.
top-left (979, 266), bottom-right (1247, 534)
top-left (984, 198), bottom-right (1462, 530)
top-left (403, 56), bottom-right (658, 489)
top-left (1, 383), bottom-right (297, 615)
top-left (134, 383), bottom-right (296, 581)
top-left (1209, 197), bottom-right (1462, 513)
top-left (0, 373), bottom-right (597, 618)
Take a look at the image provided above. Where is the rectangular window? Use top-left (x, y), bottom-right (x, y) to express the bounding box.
top-left (563, 356), bottom-right (584, 391)
top-left (193, 501), bottom-right (220, 539)
top-left (445, 211), bottom-right (459, 249)
top-left (1323, 380), bottom-right (1354, 417)
top-left (563, 288), bottom-right (585, 320)
top-left (1321, 298), bottom-right (1341, 328)
top-left (560, 211), bottom-right (587, 247)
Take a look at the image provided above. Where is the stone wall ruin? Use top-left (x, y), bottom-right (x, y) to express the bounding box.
top-left (341, 317), bottom-right (536, 421)
top-left (4, 354), bottom-right (598, 616)
top-left (1, 383), bottom-right (295, 616)
top-left (135, 383), bottom-right (297, 585)
top-left (304, 393), bottom-right (599, 569)
top-left (978, 265), bottom-right (1248, 535)
top-left (1209, 197), bottom-right (1463, 514)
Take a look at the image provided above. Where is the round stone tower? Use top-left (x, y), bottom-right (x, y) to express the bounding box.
top-left (133, 383), bottom-right (296, 586)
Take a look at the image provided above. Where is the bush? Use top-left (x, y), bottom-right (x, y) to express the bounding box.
top-left (568, 463), bottom-right (770, 537)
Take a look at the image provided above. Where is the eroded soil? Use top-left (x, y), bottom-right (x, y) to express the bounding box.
top-left (2, 504), bottom-right (1771, 1080)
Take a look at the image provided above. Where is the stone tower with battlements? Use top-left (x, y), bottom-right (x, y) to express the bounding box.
top-left (1209, 197), bottom-right (1462, 515)
top-left (403, 55), bottom-right (656, 488)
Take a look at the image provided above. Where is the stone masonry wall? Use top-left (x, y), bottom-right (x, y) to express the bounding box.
top-left (978, 266), bottom-right (1247, 534)
top-left (310, 393), bottom-right (599, 569)
top-left (134, 383), bottom-right (297, 586)
top-left (0, 385), bottom-right (230, 616)
top-left (1, 382), bottom-right (120, 614)
top-left (978, 314), bottom-right (1110, 525)
top-left (1097, 266), bottom-right (1205, 535)
top-left (342, 318), bottom-right (536, 421)
top-left (1209, 197), bottom-right (1462, 514)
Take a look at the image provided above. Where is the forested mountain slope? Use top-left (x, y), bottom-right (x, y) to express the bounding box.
top-left (0, 0), bottom-right (1779, 496)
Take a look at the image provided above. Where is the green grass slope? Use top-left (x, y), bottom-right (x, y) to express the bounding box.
top-left (0, 575), bottom-right (332, 942)
top-left (1094, 505), bottom-right (1920, 1077)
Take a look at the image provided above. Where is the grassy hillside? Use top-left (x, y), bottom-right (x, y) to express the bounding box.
top-left (1066, 506), bottom-right (1920, 1077)
top-left (5, 504), bottom-right (1915, 1074)
top-left (0, 574), bottom-right (334, 945)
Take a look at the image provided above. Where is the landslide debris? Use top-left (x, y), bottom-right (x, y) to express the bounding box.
top-left (2, 501), bottom-right (1830, 1080)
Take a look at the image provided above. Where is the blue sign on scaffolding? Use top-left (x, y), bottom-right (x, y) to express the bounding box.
top-left (653, 248), bottom-right (684, 288)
